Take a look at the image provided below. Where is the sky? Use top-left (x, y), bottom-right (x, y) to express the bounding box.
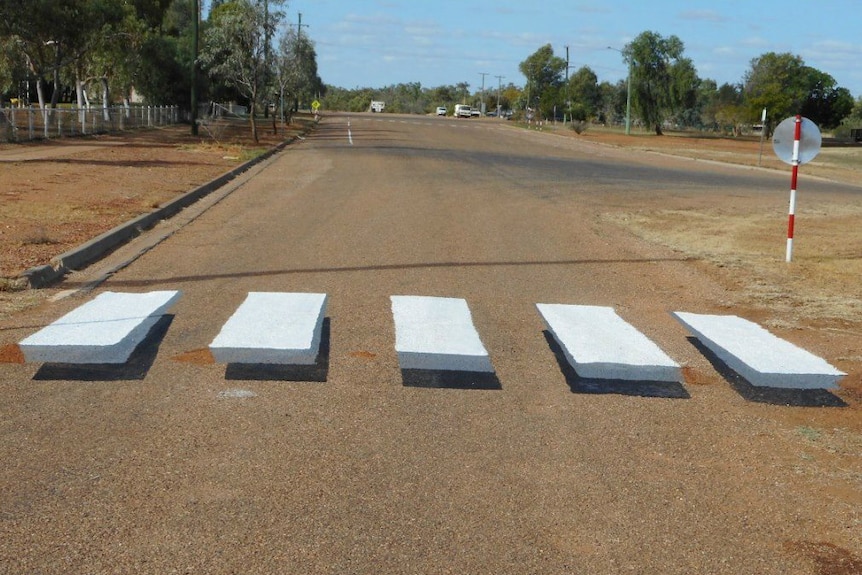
top-left (271, 0), bottom-right (862, 98)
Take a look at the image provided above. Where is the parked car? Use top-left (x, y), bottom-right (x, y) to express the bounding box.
top-left (470, 108), bottom-right (481, 117)
top-left (454, 104), bottom-right (472, 118)
top-left (436, 106), bottom-right (447, 116)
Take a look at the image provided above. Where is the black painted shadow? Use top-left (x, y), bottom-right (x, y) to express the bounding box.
top-left (224, 319), bottom-right (330, 382)
top-left (33, 315), bottom-right (174, 382)
top-left (401, 369), bottom-right (502, 390)
top-left (687, 337), bottom-right (847, 407)
top-left (543, 331), bottom-right (690, 399)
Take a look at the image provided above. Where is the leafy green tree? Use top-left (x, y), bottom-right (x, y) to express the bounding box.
top-left (274, 27), bottom-right (324, 117)
top-left (799, 67), bottom-right (853, 129)
top-left (743, 52), bottom-right (809, 133)
top-left (623, 31), bottom-right (697, 134)
top-left (832, 96), bottom-right (862, 138)
top-left (744, 52), bottom-right (854, 133)
top-left (0, 0), bottom-right (81, 109)
top-left (455, 81), bottom-right (470, 104)
top-left (519, 44), bottom-right (565, 119)
top-left (81, 2), bottom-right (150, 114)
top-left (199, 0), bottom-right (283, 142)
top-left (698, 81), bottom-right (746, 134)
top-left (567, 66), bottom-right (600, 121)
top-left (135, 0), bottom-right (200, 106)
top-left (597, 80), bottom-right (626, 126)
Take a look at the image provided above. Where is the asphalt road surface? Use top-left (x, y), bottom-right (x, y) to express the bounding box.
top-left (1, 114), bottom-right (858, 574)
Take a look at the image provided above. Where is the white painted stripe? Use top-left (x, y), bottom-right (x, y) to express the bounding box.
top-left (673, 312), bottom-right (845, 389)
top-left (210, 292), bottom-right (328, 365)
top-left (19, 290), bottom-right (181, 364)
top-left (391, 296), bottom-right (493, 372)
top-left (537, 304), bottom-right (680, 382)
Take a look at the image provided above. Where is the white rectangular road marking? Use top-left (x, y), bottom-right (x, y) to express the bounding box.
top-left (673, 312), bottom-right (845, 389)
top-left (537, 304), bottom-right (681, 382)
top-left (390, 296), bottom-right (493, 372)
top-left (19, 290), bottom-right (181, 364)
top-left (209, 292), bottom-right (328, 365)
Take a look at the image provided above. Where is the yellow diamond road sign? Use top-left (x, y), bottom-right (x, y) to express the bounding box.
top-left (311, 100), bottom-right (320, 110)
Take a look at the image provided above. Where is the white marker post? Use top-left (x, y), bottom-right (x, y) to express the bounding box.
top-left (757, 108), bottom-right (767, 166)
top-left (771, 116), bottom-right (822, 263)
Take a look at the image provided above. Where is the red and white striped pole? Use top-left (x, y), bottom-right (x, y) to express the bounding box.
top-left (786, 114), bottom-right (802, 262)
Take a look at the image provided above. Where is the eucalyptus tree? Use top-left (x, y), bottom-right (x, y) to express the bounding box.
top-left (135, 0), bottom-right (201, 106)
top-left (274, 25), bottom-right (323, 119)
top-left (0, 0), bottom-right (168, 112)
top-left (519, 44), bottom-right (566, 118)
top-left (623, 31), bottom-right (698, 134)
top-left (0, 0), bottom-right (81, 109)
top-left (799, 67), bottom-right (853, 129)
top-left (199, 0), bottom-right (284, 142)
top-left (743, 52), bottom-right (808, 134)
top-left (567, 66), bottom-right (601, 121)
top-left (744, 52), bottom-right (853, 133)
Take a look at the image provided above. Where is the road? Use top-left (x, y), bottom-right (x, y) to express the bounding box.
top-left (1, 114), bottom-right (859, 574)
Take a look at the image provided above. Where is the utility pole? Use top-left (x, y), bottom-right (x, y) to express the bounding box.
top-left (263, 0), bottom-right (270, 118)
top-left (565, 45), bottom-right (570, 124)
top-left (495, 75), bottom-right (504, 116)
top-left (478, 72), bottom-right (488, 114)
top-left (607, 46), bottom-right (632, 135)
top-left (297, 12), bottom-right (309, 39)
top-left (190, 0), bottom-right (199, 135)
top-left (295, 13), bottom-right (309, 111)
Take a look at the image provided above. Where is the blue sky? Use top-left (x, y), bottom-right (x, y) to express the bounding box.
top-left (274, 0), bottom-right (862, 97)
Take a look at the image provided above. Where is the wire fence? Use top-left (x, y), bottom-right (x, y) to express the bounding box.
top-left (0, 105), bottom-right (181, 143)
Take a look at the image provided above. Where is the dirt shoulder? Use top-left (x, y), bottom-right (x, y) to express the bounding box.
top-left (0, 117), bottom-right (312, 281)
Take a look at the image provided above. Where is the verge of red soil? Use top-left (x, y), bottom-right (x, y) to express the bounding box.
top-left (0, 118), bottom-right (306, 279)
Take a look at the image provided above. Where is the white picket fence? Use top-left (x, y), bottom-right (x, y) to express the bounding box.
top-left (0, 105), bottom-right (181, 143)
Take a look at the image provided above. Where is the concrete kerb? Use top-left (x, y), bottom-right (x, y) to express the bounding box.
top-left (20, 132), bottom-right (307, 289)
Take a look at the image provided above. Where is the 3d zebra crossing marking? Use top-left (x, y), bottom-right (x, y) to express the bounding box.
top-left (14, 291), bottom-right (847, 391)
top-left (17, 291), bottom-right (181, 364)
top-left (390, 295), bottom-right (493, 373)
top-left (673, 312), bottom-right (845, 389)
top-left (537, 304), bottom-right (681, 383)
top-left (209, 292), bottom-right (328, 365)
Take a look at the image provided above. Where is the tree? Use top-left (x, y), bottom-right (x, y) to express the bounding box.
top-left (199, 0), bottom-right (283, 142)
top-left (598, 79), bottom-right (627, 126)
top-left (519, 44), bottom-right (566, 119)
top-left (274, 26), bottom-right (323, 119)
top-left (743, 52), bottom-right (809, 134)
top-left (744, 52), bottom-right (854, 134)
top-left (799, 67), bottom-right (853, 129)
top-left (81, 2), bottom-right (150, 116)
top-left (455, 81), bottom-right (470, 104)
top-left (698, 81), bottom-right (746, 134)
top-left (135, 0), bottom-right (201, 107)
top-left (0, 0), bottom-right (80, 110)
top-left (833, 96), bottom-right (862, 139)
top-left (623, 31), bottom-right (697, 135)
top-left (567, 66), bottom-right (600, 121)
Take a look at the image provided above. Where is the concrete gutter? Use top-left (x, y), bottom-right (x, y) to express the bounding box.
top-left (21, 134), bottom-right (302, 289)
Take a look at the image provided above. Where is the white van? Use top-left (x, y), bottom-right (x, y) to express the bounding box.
top-left (454, 104), bottom-right (472, 118)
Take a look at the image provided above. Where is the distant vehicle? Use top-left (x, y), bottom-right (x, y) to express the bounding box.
top-left (454, 104), bottom-right (472, 118)
top-left (370, 100), bottom-right (385, 113)
top-left (436, 106), bottom-right (447, 116)
top-left (470, 108), bottom-right (481, 117)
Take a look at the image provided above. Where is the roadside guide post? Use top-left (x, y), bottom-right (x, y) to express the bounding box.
top-left (772, 115), bottom-right (822, 262)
